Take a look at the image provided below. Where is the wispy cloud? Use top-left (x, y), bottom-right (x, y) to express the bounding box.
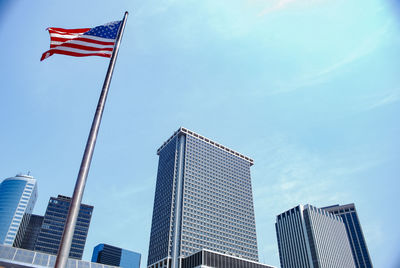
top-left (264, 19), bottom-right (393, 96)
top-left (314, 20), bottom-right (392, 78)
top-left (257, 0), bottom-right (322, 16)
top-left (361, 89), bottom-right (400, 111)
top-left (251, 134), bottom-right (379, 211)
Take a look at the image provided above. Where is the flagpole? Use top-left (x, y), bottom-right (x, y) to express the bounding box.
top-left (54, 11), bottom-right (128, 268)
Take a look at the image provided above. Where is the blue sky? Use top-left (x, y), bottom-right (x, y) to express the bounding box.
top-left (1, 0), bottom-right (399, 267)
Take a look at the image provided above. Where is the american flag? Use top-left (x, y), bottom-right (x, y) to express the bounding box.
top-left (41, 20), bottom-right (122, 61)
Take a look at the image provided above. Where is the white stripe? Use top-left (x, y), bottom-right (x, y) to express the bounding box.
top-left (78, 35), bottom-right (116, 43)
top-left (50, 33), bottom-right (80, 39)
top-left (51, 46), bottom-right (112, 55)
top-left (50, 33), bottom-right (115, 43)
top-left (50, 40), bottom-right (114, 49)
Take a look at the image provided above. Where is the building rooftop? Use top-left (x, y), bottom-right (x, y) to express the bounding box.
top-left (157, 127), bottom-right (254, 166)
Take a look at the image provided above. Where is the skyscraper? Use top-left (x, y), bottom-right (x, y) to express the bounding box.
top-left (0, 174), bottom-right (37, 247)
top-left (92, 243), bottom-right (141, 268)
top-left (19, 214), bottom-right (44, 250)
top-left (322, 203), bottom-right (373, 268)
top-left (147, 127), bottom-right (259, 268)
top-left (34, 195), bottom-right (93, 259)
top-left (275, 204), bottom-right (356, 268)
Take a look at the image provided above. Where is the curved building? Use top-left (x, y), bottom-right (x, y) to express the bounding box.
top-left (0, 174), bottom-right (37, 247)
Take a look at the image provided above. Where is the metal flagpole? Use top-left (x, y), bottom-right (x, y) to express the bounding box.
top-left (54, 11), bottom-right (128, 268)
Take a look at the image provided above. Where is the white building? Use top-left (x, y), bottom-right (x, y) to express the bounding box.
top-left (276, 204), bottom-right (356, 268)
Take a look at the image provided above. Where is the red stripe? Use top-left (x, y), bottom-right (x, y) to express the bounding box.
top-left (48, 27), bottom-right (91, 34)
top-left (50, 36), bottom-right (115, 46)
top-left (41, 49), bottom-right (111, 61)
top-left (50, 42), bottom-right (114, 52)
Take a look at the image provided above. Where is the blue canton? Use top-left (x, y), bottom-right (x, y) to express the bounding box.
top-left (83, 21), bottom-right (122, 39)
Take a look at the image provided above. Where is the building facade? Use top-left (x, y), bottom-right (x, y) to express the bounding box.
top-left (92, 243), bottom-right (141, 268)
top-left (19, 214), bottom-right (44, 251)
top-left (34, 195), bottom-right (93, 259)
top-left (148, 127), bottom-right (259, 268)
top-left (276, 204), bottom-right (356, 268)
top-left (0, 174), bottom-right (37, 247)
top-left (181, 249), bottom-right (275, 268)
top-left (322, 204), bottom-right (373, 268)
top-left (0, 244), bottom-right (118, 268)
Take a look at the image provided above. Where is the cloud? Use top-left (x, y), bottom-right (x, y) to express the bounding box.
top-left (361, 89), bottom-right (400, 111)
top-left (251, 134), bottom-right (379, 211)
top-left (257, 0), bottom-right (322, 16)
top-left (315, 20), bottom-right (392, 78)
top-left (264, 19), bottom-right (393, 96)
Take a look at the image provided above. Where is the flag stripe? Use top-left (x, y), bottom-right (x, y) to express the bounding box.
top-left (49, 36), bottom-right (115, 46)
top-left (42, 49), bottom-right (111, 60)
top-left (50, 40), bottom-right (114, 49)
top-left (50, 42), bottom-right (114, 51)
top-left (48, 27), bottom-right (91, 34)
top-left (45, 46), bottom-right (112, 55)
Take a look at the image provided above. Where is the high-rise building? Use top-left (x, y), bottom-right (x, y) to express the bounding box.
top-left (0, 174), bottom-right (37, 247)
top-left (322, 203), bottom-right (373, 268)
top-left (92, 243), bottom-right (141, 268)
top-left (147, 127), bottom-right (259, 268)
top-left (34, 195), bottom-right (93, 259)
top-left (19, 214), bottom-right (44, 250)
top-left (275, 204), bottom-right (356, 268)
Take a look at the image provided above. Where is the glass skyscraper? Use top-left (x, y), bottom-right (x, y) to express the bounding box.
top-left (0, 174), bottom-right (37, 247)
top-left (34, 195), bottom-right (93, 259)
top-left (322, 203), bottom-right (373, 268)
top-left (92, 243), bottom-right (141, 268)
top-left (276, 204), bottom-right (356, 268)
top-left (147, 127), bottom-right (259, 268)
top-left (20, 214), bottom-right (44, 250)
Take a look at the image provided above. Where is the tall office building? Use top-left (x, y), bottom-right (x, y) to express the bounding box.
top-left (34, 195), bottom-right (93, 259)
top-left (92, 243), bottom-right (141, 268)
top-left (19, 214), bottom-right (44, 250)
top-left (147, 127), bottom-right (259, 268)
top-left (0, 174), bottom-right (37, 247)
top-left (276, 204), bottom-right (356, 268)
top-left (322, 203), bottom-right (373, 268)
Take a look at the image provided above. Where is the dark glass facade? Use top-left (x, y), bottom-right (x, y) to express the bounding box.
top-left (34, 195), bottom-right (93, 259)
top-left (19, 214), bottom-right (44, 250)
top-left (322, 204), bottom-right (373, 268)
top-left (148, 128), bottom-right (259, 268)
top-left (92, 243), bottom-right (141, 268)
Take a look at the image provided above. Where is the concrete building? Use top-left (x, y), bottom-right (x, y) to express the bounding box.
top-left (276, 204), bottom-right (356, 268)
top-left (147, 127), bottom-right (260, 268)
top-left (322, 203), bottom-right (373, 268)
top-left (181, 249), bottom-right (275, 268)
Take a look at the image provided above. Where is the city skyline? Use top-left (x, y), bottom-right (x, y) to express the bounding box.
top-left (1, 0), bottom-right (400, 267)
